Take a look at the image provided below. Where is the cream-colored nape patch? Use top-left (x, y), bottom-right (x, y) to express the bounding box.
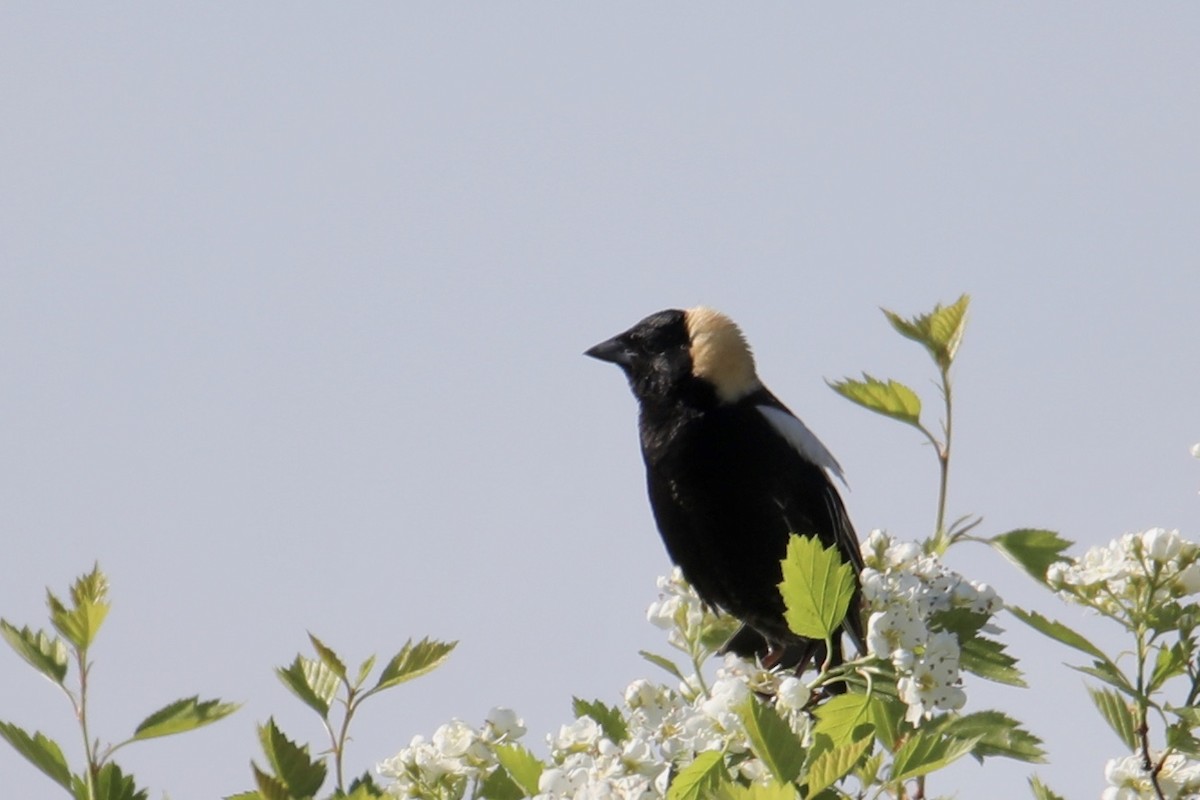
top-left (684, 307), bottom-right (761, 403)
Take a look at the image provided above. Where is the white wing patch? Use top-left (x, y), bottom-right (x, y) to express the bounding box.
top-left (757, 405), bottom-right (847, 486)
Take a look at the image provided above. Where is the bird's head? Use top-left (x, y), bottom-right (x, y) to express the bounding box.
top-left (585, 307), bottom-right (761, 405)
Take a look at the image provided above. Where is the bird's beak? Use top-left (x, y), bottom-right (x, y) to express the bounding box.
top-left (584, 335), bottom-right (632, 366)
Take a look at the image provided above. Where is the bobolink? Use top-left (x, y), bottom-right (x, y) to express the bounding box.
top-left (586, 307), bottom-right (864, 675)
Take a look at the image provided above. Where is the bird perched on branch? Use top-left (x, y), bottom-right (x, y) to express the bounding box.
top-left (586, 307), bottom-right (864, 677)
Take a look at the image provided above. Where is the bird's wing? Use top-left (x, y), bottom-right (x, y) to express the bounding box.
top-left (755, 403), bottom-right (847, 487)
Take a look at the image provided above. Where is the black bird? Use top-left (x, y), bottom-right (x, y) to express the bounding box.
top-left (586, 307), bottom-right (865, 677)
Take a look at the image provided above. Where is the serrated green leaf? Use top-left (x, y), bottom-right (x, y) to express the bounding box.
top-left (805, 732), bottom-right (872, 796)
top-left (0, 720), bottom-right (73, 790)
top-left (0, 621), bottom-right (68, 685)
top-left (276, 655), bottom-right (339, 718)
top-left (1168, 704), bottom-right (1200, 729)
top-left (668, 751), bottom-right (729, 800)
top-left (1167, 722), bottom-right (1200, 756)
top-left (572, 697), bottom-right (629, 744)
top-left (307, 633), bottom-right (348, 681)
top-left (1028, 774), bottom-right (1066, 800)
top-left (931, 608), bottom-right (991, 638)
top-left (869, 694), bottom-right (906, 752)
top-left (959, 635), bottom-right (1026, 686)
top-left (222, 792), bottom-right (261, 800)
top-left (1087, 687), bottom-right (1138, 750)
top-left (713, 780), bottom-right (798, 800)
top-left (251, 764), bottom-right (291, 800)
top-left (827, 374), bottom-right (921, 428)
top-left (47, 586), bottom-right (110, 652)
top-left (855, 751), bottom-right (885, 785)
top-left (779, 534), bottom-right (855, 641)
top-left (495, 744), bottom-right (544, 795)
top-left (990, 530), bottom-right (1074, 585)
top-left (91, 761), bottom-right (149, 800)
top-left (812, 692), bottom-right (875, 747)
top-left (355, 655), bottom-right (377, 689)
top-left (738, 697), bottom-right (806, 784)
top-left (936, 711), bottom-right (1045, 763)
top-left (478, 766), bottom-right (526, 800)
top-left (1149, 642), bottom-right (1188, 693)
top-left (891, 732), bottom-right (982, 782)
top-left (344, 771), bottom-right (383, 798)
top-left (374, 637), bottom-right (456, 692)
top-left (639, 650), bottom-right (687, 683)
top-left (1007, 606), bottom-right (1111, 663)
top-left (257, 718), bottom-right (327, 797)
top-left (883, 294), bottom-right (970, 370)
top-left (132, 696), bottom-right (240, 741)
top-left (1071, 661), bottom-right (1139, 699)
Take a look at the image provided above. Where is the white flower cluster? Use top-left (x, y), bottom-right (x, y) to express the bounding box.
top-left (379, 707), bottom-right (526, 798)
top-left (645, 567), bottom-right (738, 657)
top-left (1047, 528), bottom-right (1200, 617)
top-left (380, 569), bottom-right (817, 800)
top-left (860, 530), bottom-right (1001, 725)
top-left (1104, 751), bottom-right (1200, 800)
top-left (378, 652), bottom-right (808, 799)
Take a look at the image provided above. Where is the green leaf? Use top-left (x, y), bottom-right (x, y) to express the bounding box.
top-left (276, 655), bottom-right (339, 718)
top-left (827, 374), bottom-right (922, 428)
top-left (494, 744), bottom-right (544, 796)
top-left (572, 697), bottom-right (629, 744)
top-left (713, 780), bottom-right (798, 800)
top-left (478, 766), bottom-right (526, 800)
top-left (668, 751), bottom-right (729, 800)
top-left (989, 529), bottom-right (1074, 585)
top-left (890, 732), bottom-right (982, 782)
top-left (355, 655), bottom-right (377, 689)
top-left (1149, 642), bottom-right (1189, 693)
top-left (1168, 704), bottom-right (1200, 729)
top-left (91, 761), bottom-right (149, 800)
top-left (0, 720), bottom-right (73, 790)
top-left (222, 793), bottom-right (261, 800)
top-left (936, 711), bottom-right (1045, 763)
top-left (251, 765), bottom-right (291, 800)
top-left (639, 650), bottom-right (687, 684)
top-left (738, 697), bottom-right (806, 784)
top-left (804, 733), bottom-right (872, 796)
top-left (931, 608), bottom-right (991, 638)
top-left (1007, 606), bottom-right (1110, 662)
top-left (307, 633), bottom-right (348, 681)
top-left (46, 564), bottom-right (111, 651)
top-left (868, 694), bottom-right (906, 752)
top-left (374, 637), bottom-right (456, 692)
top-left (1028, 774), bottom-right (1066, 800)
top-left (812, 692), bottom-right (875, 747)
top-left (132, 696), bottom-right (240, 741)
top-left (0, 621), bottom-right (68, 685)
top-left (959, 635), bottom-right (1026, 686)
top-left (257, 718), bottom-right (327, 797)
top-left (1167, 722), bottom-right (1200, 756)
top-left (779, 534), bottom-right (856, 641)
top-left (1087, 687), bottom-right (1138, 750)
top-left (1071, 661), bottom-right (1139, 699)
top-left (883, 294), bottom-right (970, 370)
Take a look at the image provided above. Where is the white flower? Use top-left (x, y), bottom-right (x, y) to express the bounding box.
top-left (1143, 527), bottom-right (1183, 562)
top-left (775, 677), bottom-right (808, 712)
top-left (897, 631), bottom-right (965, 725)
top-left (1103, 751), bottom-right (1200, 799)
top-left (867, 608), bottom-right (926, 660)
top-left (483, 707), bottom-right (526, 742)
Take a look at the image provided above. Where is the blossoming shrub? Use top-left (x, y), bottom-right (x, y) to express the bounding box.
top-left (378, 533), bottom-right (1042, 800)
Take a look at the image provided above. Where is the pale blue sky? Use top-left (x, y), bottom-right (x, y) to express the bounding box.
top-left (2, 5), bottom-right (1198, 798)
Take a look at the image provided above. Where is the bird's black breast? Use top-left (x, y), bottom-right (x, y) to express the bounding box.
top-left (640, 398), bottom-right (847, 641)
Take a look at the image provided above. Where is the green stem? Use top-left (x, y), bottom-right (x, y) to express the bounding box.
top-left (76, 649), bottom-right (96, 799)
